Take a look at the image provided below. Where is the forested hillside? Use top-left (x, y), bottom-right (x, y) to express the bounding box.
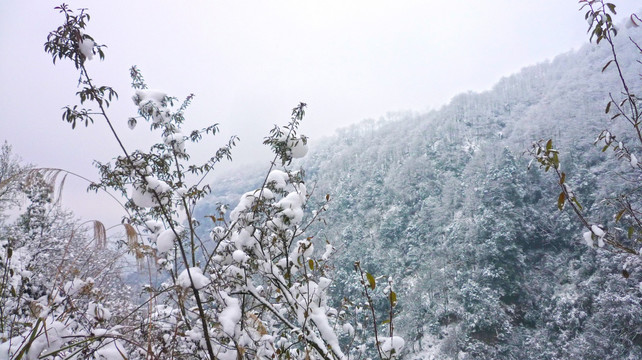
top-left (201, 21), bottom-right (642, 359)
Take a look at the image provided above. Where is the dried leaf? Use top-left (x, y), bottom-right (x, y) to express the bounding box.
top-left (558, 192), bottom-right (566, 211)
top-left (93, 220), bottom-right (106, 248)
top-left (124, 223), bottom-right (138, 247)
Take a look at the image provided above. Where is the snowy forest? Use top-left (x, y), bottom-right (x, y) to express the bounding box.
top-left (2, 2), bottom-right (642, 359)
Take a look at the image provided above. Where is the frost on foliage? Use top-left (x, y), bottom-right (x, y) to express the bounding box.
top-left (178, 267), bottom-right (210, 289)
top-left (631, 153), bottom-right (638, 167)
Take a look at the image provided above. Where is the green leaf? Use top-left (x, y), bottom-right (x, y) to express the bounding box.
top-left (559, 172), bottom-right (566, 185)
top-left (628, 226), bottom-right (634, 239)
top-left (366, 272), bottom-right (376, 290)
top-left (572, 198), bottom-right (583, 211)
top-left (602, 144), bottom-right (610, 152)
top-left (308, 259), bottom-right (314, 271)
top-left (382, 319), bottom-right (390, 325)
top-left (558, 192), bottom-right (565, 211)
top-left (390, 291), bottom-right (397, 306)
top-left (546, 139), bottom-right (553, 151)
top-left (615, 209), bottom-right (626, 222)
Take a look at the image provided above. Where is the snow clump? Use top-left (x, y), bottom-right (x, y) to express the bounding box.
top-left (87, 302), bottom-right (112, 322)
top-left (288, 136), bottom-right (308, 159)
top-left (218, 292), bottom-right (241, 336)
top-left (380, 336), bottom-right (405, 358)
top-left (178, 267), bottom-right (210, 289)
top-left (266, 170), bottom-right (289, 190)
top-left (583, 231), bottom-right (594, 247)
top-left (130, 176), bottom-right (171, 208)
top-left (156, 227), bottom-right (182, 254)
top-left (78, 36), bottom-right (94, 60)
top-left (132, 89), bottom-right (170, 125)
top-left (591, 225), bottom-right (606, 247)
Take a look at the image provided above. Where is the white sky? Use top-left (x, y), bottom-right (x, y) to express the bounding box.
top-left (0, 1), bottom-right (639, 225)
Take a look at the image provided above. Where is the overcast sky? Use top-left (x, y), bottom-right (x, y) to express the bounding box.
top-left (0, 1), bottom-right (639, 224)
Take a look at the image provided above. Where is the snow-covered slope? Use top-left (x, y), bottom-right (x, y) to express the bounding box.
top-left (200, 24), bottom-right (642, 359)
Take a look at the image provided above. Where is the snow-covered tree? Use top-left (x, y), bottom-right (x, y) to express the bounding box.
top-left (530, 1), bottom-right (642, 256)
top-left (0, 164), bottom-right (134, 359)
